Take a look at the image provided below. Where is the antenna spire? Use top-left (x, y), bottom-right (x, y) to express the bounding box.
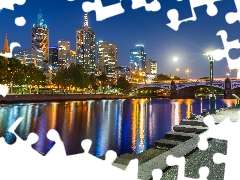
top-left (84, 13), bottom-right (88, 27)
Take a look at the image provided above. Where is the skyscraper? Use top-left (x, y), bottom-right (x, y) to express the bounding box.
top-left (97, 40), bottom-right (118, 77)
top-left (146, 59), bottom-right (157, 75)
top-left (49, 46), bottom-right (58, 72)
top-left (130, 45), bottom-right (146, 72)
top-left (76, 13), bottom-right (96, 74)
top-left (31, 9), bottom-right (49, 61)
top-left (58, 40), bottom-right (70, 68)
top-left (12, 48), bottom-right (43, 68)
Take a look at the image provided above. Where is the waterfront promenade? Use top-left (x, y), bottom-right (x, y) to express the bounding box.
top-left (0, 94), bottom-right (130, 103)
top-left (112, 106), bottom-right (240, 180)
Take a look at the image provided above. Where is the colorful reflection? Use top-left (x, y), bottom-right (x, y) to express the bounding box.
top-left (0, 97), bottom-right (233, 157)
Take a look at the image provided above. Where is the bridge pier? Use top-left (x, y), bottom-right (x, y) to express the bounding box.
top-left (170, 80), bottom-right (178, 99)
top-left (170, 80), bottom-right (195, 99)
top-left (224, 77), bottom-right (233, 99)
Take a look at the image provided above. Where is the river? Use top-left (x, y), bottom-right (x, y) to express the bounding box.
top-left (0, 98), bottom-right (236, 157)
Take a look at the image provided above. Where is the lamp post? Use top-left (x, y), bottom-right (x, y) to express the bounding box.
top-left (204, 51), bottom-right (216, 114)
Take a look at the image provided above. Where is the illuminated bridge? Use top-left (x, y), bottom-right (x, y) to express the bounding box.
top-left (132, 78), bottom-right (240, 99)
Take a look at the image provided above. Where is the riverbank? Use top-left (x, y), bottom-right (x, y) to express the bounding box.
top-left (0, 94), bottom-right (130, 103)
top-left (112, 106), bottom-right (240, 180)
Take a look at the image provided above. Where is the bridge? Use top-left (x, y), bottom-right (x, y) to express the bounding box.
top-left (132, 78), bottom-right (240, 99)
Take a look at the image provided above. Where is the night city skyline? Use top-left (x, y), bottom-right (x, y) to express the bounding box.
top-left (1, 0), bottom-right (240, 78)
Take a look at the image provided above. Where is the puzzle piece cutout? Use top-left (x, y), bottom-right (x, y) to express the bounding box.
top-left (0, 84), bottom-right (18, 145)
top-left (212, 30), bottom-right (240, 71)
top-left (82, 0), bottom-right (125, 21)
top-left (0, 42), bottom-right (21, 58)
top-left (198, 113), bottom-right (240, 180)
top-left (225, 0), bottom-right (240, 24)
top-left (166, 155), bottom-right (209, 180)
top-left (0, 117), bottom-right (141, 180)
top-left (0, 84), bottom-right (8, 97)
top-left (131, 0), bottom-right (161, 12)
top-left (167, 0), bottom-right (221, 31)
top-left (0, 0), bottom-right (26, 26)
top-left (0, 0), bottom-right (26, 11)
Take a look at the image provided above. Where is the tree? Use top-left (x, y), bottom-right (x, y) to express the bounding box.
top-left (52, 63), bottom-right (90, 91)
top-left (89, 73), bottom-right (96, 87)
top-left (153, 73), bottom-right (180, 81)
top-left (116, 77), bottom-right (130, 92)
top-left (33, 67), bottom-right (47, 90)
top-left (98, 72), bottom-right (108, 94)
top-left (0, 56), bottom-right (7, 84)
top-left (6, 58), bottom-right (25, 93)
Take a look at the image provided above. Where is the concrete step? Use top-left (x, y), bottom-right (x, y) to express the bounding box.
top-left (154, 139), bottom-right (183, 148)
top-left (180, 119), bottom-right (207, 127)
top-left (173, 125), bottom-right (208, 134)
top-left (164, 131), bottom-right (196, 141)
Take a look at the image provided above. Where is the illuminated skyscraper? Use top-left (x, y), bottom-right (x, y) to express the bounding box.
top-left (49, 46), bottom-right (58, 72)
top-left (76, 13), bottom-right (96, 74)
top-left (146, 59), bottom-right (157, 75)
top-left (58, 40), bottom-right (70, 68)
top-left (31, 9), bottom-right (49, 61)
top-left (97, 40), bottom-right (118, 77)
top-left (130, 45), bottom-right (146, 72)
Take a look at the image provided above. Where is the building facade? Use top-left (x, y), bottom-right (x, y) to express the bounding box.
top-left (49, 46), bottom-right (58, 72)
top-left (76, 13), bottom-right (96, 74)
top-left (70, 50), bottom-right (78, 64)
top-left (146, 59), bottom-right (157, 75)
top-left (97, 40), bottom-right (118, 77)
top-left (58, 40), bottom-right (70, 68)
top-left (12, 48), bottom-right (44, 68)
top-left (130, 45), bottom-right (146, 72)
top-left (31, 10), bottom-right (49, 61)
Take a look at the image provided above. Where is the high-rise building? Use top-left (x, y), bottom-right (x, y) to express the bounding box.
top-left (146, 59), bottom-right (157, 75)
top-left (12, 48), bottom-right (43, 68)
top-left (2, 33), bottom-right (9, 55)
top-left (70, 50), bottom-right (78, 64)
top-left (58, 40), bottom-right (70, 68)
top-left (97, 40), bottom-right (118, 77)
top-left (49, 46), bottom-right (58, 72)
top-left (76, 13), bottom-right (96, 74)
top-left (31, 10), bottom-right (49, 61)
top-left (130, 45), bottom-right (146, 72)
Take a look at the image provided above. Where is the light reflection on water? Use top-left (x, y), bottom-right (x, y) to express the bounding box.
top-left (0, 98), bottom-right (236, 157)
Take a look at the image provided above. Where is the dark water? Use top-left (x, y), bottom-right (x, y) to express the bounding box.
top-left (0, 98), bottom-right (236, 157)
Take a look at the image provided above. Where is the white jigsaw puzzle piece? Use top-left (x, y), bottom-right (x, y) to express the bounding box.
top-left (0, 84), bottom-right (9, 97)
top-left (0, 0), bottom-right (26, 11)
top-left (63, 139), bottom-right (140, 180)
top-left (82, 0), bottom-right (125, 21)
top-left (225, 0), bottom-right (240, 24)
top-left (167, 0), bottom-right (221, 31)
top-left (45, 129), bottom-right (67, 157)
top-left (0, 123), bottom-right (140, 180)
top-left (167, 155), bottom-right (209, 180)
top-left (212, 30), bottom-right (240, 71)
top-left (198, 112), bottom-right (240, 180)
top-left (152, 169), bottom-right (163, 180)
top-left (131, 0), bottom-right (161, 12)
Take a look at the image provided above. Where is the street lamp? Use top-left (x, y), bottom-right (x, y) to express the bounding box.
top-left (204, 51), bottom-right (216, 114)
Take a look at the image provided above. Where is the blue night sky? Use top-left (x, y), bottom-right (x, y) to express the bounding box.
top-left (0, 0), bottom-right (240, 78)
